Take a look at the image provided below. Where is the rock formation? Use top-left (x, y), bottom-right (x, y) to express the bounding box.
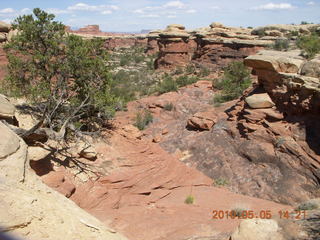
top-left (153, 22), bottom-right (275, 70)
top-left (244, 50), bottom-right (320, 114)
top-left (155, 24), bottom-right (196, 69)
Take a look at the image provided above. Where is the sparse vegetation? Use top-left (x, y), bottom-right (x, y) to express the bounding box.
top-left (176, 75), bottom-right (198, 87)
top-left (185, 64), bottom-right (196, 74)
top-left (273, 38), bottom-right (289, 51)
top-left (157, 75), bottom-right (178, 94)
top-left (296, 33), bottom-right (320, 59)
top-left (214, 177), bottom-right (229, 187)
top-left (198, 66), bottom-right (211, 77)
top-left (213, 61), bottom-right (251, 104)
top-left (134, 110), bottom-right (153, 130)
top-left (275, 137), bottom-right (286, 148)
top-left (297, 201), bottom-right (319, 211)
top-left (232, 208), bottom-right (247, 217)
top-left (163, 103), bottom-right (174, 111)
top-left (185, 195), bottom-right (195, 204)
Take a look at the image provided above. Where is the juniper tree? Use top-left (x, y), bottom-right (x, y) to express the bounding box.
top-left (4, 8), bottom-right (119, 139)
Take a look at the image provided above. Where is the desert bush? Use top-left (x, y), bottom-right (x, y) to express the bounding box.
top-left (213, 61), bottom-right (251, 104)
top-left (185, 195), bottom-right (195, 204)
top-left (4, 8), bottom-right (119, 139)
top-left (214, 177), bottom-right (229, 186)
top-left (198, 66), bottom-right (211, 77)
top-left (185, 64), bottom-right (196, 74)
top-left (157, 75), bottom-right (178, 94)
top-left (146, 58), bottom-right (155, 70)
top-left (176, 75), bottom-right (198, 87)
top-left (134, 110), bottom-right (153, 130)
top-left (297, 201), bottom-right (319, 211)
top-left (232, 208), bottom-right (247, 217)
top-left (273, 38), bottom-right (289, 51)
top-left (297, 33), bottom-right (320, 59)
top-left (163, 103), bottom-right (174, 111)
top-left (174, 67), bottom-right (184, 75)
top-left (120, 55), bottom-right (130, 66)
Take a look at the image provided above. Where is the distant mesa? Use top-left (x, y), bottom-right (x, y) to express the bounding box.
top-left (66, 24), bottom-right (102, 35)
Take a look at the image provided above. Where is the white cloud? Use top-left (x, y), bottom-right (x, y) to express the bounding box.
top-left (133, 9), bottom-right (144, 14)
top-left (21, 8), bottom-right (31, 13)
top-left (163, 1), bottom-right (186, 9)
top-left (140, 14), bottom-right (160, 18)
top-left (101, 10), bottom-right (112, 15)
top-left (0, 8), bottom-right (15, 14)
top-left (186, 9), bottom-right (196, 13)
top-left (46, 8), bottom-right (69, 15)
top-left (307, 1), bottom-right (315, 5)
top-left (133, 0), bottom-right (194, 17)
top-left (210, 6), bottom-right (221, 10)
top-left (251, 3), bottom-right (295, 10)
top-left (67, 3), bottom-right (119, 14)
top-left (68, 3), bottom-right (97, 11)
top-left (110, 5), bottom-right (119, 10)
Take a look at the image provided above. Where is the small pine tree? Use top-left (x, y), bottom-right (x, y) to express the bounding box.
top-left (4, 8), bottom-right (118, 139)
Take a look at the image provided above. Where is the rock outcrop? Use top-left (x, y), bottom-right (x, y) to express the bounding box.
top-left (154, 23), bottom-right (275, 70)
top-left (155, 24), bottom-right (196, 69)
top-left (0, 21), bottom-right (11, 43)
top-left (187, 109), bottom-right (218, 130)
top-left (244, 50), bottom-right (320, 114)
top-left (231, 219), bottom-right (285, 240)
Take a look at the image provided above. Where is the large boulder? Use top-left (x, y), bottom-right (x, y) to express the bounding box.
top-left (0, 21), bottom-right (11, 32)
top-left (0, 122), bottom-right (20, 159)
top-left (0, 94), bottom-right (15, 119)
top-left (187, 110), bottom-right (218, 130)
top-left (300, 60), bottom-right (320, 78)
top-left (245, 93), bottom-right (275, 109)
top-left (0, 32), bottom-right (6, 42)
top-left (231, 219), bottom-right (284, 240)
top-left (244, 54), bottom-right (304, 73)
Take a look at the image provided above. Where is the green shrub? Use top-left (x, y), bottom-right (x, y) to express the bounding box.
top-left (157, 75), bottom-right (178, 94)
top-left (297, 201), bottom-right (319, 211)
top-left (297, 33), bottom-right (320, 59)
top-left (163, 103), bottom-right (174, 111)
top-left (198, 66), bottom-right (211, 77)
top-left (273, 39), bottom-right (289, 51)
top-left (214, 177), bottom-right (229, 186)
top-left (185, 195), bottom-right (195, 204)
top-left (146, 58), bottom-right (155, 70)
top-left (176, 75), bottom-right (198, 87)
top-left (120, 55), bottom-right (130, 66)
top-left (134, 54), bottom-right (145, 63)
top-left (213, 61), bottom-right (251, 103)
top-left (174, 67), bottom-right (184, 75)
top-left (232, 208), bottom-right (247, 217)
top-left (4, 8), bottom-right (118, 137)
top-left (134, 110), bottom-right (153, 130)
top-left (185, 64), bottom-right (196, 74)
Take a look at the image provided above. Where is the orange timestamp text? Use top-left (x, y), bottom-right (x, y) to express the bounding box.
top-left (212, 210), bottom-right (307, 220)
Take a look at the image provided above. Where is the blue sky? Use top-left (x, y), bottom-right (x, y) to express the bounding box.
top-left (0, 0), bottom-right (319, 32)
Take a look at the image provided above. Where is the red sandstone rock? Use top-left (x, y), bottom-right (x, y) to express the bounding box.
top-left (187, 110), bottom-right (218, 130)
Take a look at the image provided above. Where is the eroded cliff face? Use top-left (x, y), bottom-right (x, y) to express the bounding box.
top-left (152, 23), bottom-right (272, 70)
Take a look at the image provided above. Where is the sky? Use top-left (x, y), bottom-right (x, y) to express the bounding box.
top-left (0, 0), bottom-right (319, 32)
